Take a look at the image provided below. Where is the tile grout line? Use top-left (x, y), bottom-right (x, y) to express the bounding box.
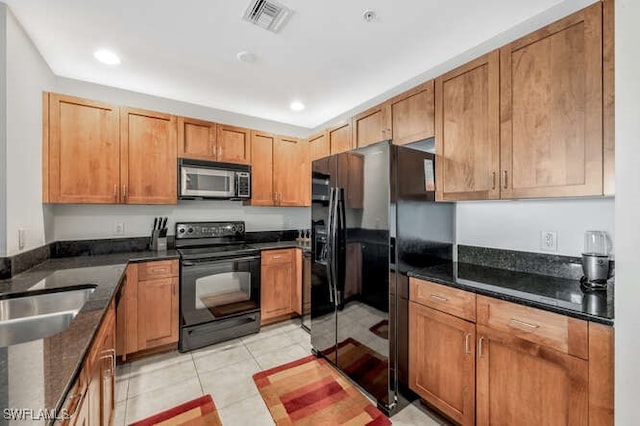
top-left (190, 352), bottom-right (207, 396)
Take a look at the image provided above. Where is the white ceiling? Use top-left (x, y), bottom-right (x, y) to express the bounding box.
top-left (6, 0), bottom-right (573, 128)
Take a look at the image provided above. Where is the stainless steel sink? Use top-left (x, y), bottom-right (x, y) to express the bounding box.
top-left (0, 285), bottom-right (96, 346)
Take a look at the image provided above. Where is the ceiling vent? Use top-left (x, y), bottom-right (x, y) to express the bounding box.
top-left (243, 0), bottom-right (291, 33)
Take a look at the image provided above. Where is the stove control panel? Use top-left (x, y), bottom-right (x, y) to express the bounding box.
top-left (175, 221), bottom-right (245, 239)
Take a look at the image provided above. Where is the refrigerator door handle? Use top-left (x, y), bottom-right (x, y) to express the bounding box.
top-left (326, 187), bottom-right (336, 303)
top-left (329, 187), bottom-right (340, 307)
top-left (335, 188), bottom-right (346, 307)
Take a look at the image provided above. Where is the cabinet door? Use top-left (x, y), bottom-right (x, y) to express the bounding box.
top-left (120, 108), bottom-right (177, 204)
top-left (46, 93), bottom-right (120, 203)
top-left (309, 132), bottom-right (330, 161)
top-left (261, 262), bottom-right (294, 321)
top-left (177, 116), bottom-right (217, 161)
top-left (409, 302), bottom-right (475, 425)
top-left (68, 393), bottom-right (90, 426)
top-left (274, 136), bottom-right (309, 206)
top-left (137, 277), bottom-right (179, 350)
top-left (329, 122), bottom-right (352, 154)
top-left (353, 103), bottom-right (391, 148)
top-left (500, 3), bottom-right (603, 198)
top-left (248, 131), bottom-right (275, 206)
top-left (476, 325), bottom-right (588, 426)
top-left (390, 80), bottom-right (435, 145)
top-left (217, 125), bottom-right (251, 164)
top-left (435, 51), bottom-right (500, 201)
top-left (100, 307), bottom-right (116, 426)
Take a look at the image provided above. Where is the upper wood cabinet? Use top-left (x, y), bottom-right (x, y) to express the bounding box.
top-left (353, 103), bottom-right (391, 148)
top-left (121, 108), bottom-right (178, 204)
top-left (329, 122), bottom-right (353, 154)
top-left (248, 130), bottom-right (276, 206)
top-left (44, 94), bottom-right (178, 205)
top-left (274, 136), bottom-right (310, 206)
top-left (308, 131), bottom-right (330, 161)
top-left (217, 124), bottom-right (251, 164)
top-left (389, 80), bottom-right (435, 145)
top-left (44, 93), bottom-right (120, 204)
top-left (500, 3), bottom-right (603, 199)
top-left (177, 116), bottom-right (217, 161)
top-left (435, 51), bottom-right (500, 201)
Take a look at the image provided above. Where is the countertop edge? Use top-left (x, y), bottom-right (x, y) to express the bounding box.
top-left (407, 271), bottom-right (614, 326)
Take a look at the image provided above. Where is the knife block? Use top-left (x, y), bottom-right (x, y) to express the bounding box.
top-left (150, 230), bottom-right (167, 252)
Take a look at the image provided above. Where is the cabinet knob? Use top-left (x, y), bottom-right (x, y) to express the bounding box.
top-left (478, 336), bottom-right (485, 358)
top-left (123, 184), bottom-right (127, 201)
top-left (503, 171), bottom-right (508, 189)
top-left (492, 172), bottom-right (496, 190)
top-left (465, 333), bottom-right (471, 354)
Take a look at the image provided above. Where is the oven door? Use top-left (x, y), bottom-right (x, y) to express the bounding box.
top-left (180, 165), bottom-right (236, 199)
top-left (181, 255), bottom-right (260, 328)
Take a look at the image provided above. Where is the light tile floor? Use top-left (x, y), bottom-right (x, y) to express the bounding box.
top-left (114, 319), bottom-right (449, 425)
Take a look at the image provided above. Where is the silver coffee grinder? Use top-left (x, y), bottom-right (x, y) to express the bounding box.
top-left (581, 230), bottom-right (611, 290)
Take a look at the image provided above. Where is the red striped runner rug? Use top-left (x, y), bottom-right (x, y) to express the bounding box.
top-left (253, 355), bottom-right (391, 425)
top-left (128, 394), bottom-right (221, 426)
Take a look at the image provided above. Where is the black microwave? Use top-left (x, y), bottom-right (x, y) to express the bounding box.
top-left (178, 158), bottom-right (251, 200)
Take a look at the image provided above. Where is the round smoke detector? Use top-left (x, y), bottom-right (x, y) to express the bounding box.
top-left (363, 10), bottom-right (376, 22)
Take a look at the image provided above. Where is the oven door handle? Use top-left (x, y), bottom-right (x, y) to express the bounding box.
top-left (182, 255), bottom-right (261, 267)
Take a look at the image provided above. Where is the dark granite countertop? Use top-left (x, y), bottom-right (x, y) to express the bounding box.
top-left (250, 241), bottom-right (311, 252)
top-left (0, 250), bottom-right (179, 418)
top-left (408, 262), bottom-right (614, 325)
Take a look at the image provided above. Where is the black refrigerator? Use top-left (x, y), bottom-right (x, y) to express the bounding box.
top-left (310, 140), bottom-right (454, 415)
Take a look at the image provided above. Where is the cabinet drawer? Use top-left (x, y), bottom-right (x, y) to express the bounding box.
top-left (261, 249), bottom-right (294, 265)
top-left (410, 278), bottom-right (476, 322)
top-left (476, 295), bottom-right (588, 359)
top-left (137, 259), bottom-right (178, 280)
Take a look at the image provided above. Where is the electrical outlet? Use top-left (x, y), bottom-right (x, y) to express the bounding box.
top-left (541, 231), bottom-right (557, 252)
top-left (114, 223), bottom-right (125, 236)
top-left (18, 229), bottom-right (26, 250)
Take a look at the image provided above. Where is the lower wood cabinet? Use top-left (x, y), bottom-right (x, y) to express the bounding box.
top-left (409, 277), bottom-right (613, 426)
top-left (475, 325), bottom-right (588, 426)
top-left (409, 302), bottom-right (475, 425)
top-left (116, 259), bottom-right (179, 360)
top-left (60, 301), bottom-right (115, 426)
top-left (260, 248), bottom-right (302, 325)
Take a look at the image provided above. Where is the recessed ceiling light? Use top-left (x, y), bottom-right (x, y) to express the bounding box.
top-left (290, 101), bottom-right (305, 111)
top-left (94, 49), bottom-right (121, 65)
top-left (236, 51), bottom-right (256, 63)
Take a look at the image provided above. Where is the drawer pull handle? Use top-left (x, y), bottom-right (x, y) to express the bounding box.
top-left (478, 336), bottom-right (485, 358)
top-left (429, 294), bottom-right (448, 302)
top-left (272, 256), bottom-right (283, 259)
top-left (509, 318), bottom-right (540, 330)
top-left (464, 334), bottom-right (471, 354)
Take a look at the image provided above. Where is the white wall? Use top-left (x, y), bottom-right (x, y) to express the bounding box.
top-left (0, 4), bottom-right (7, 256)
top-left (51, 203), bottom-right (310, 241)
top-left (614, 0), bottom-right (640, 423)
top-left (4, 7), bottom-right (55, 255)
top-left (456, 198), bottom-right (615, 257)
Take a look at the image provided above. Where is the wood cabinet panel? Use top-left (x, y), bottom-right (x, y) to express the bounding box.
top-left (410, 302), bottom-right (475, 425)
top-left (390, 80), bottom-right (435, 145)
top-left (217, 125), bottom-right (251, 164)
top-left (329, 122), bottom-right (352, 154)
top-left (46, 93), bottom-right (120, 204)
top-left (476, 295), bottom-right (588, 359)
top-left (137, 277), bottom-right (179, 350)
top-left (353, 104), bottom-right (391, 148)
top-left (120, 108), bottom-right (177, 204)
top-left (262, 248), bottom-right (294, 265)
top-left (410, 278), bottom-right (476, 322)
top-left (588, 322), bottom-right (614, 426)
top-left (500, 3), bottom-right (603, 198)
top-left (435, 51), bottom-right (500, 201)
top-left (274, 136), bottom-right (309, 206)
top-left (476, 325), bottom-right (588, 426)
top-left (603, 0), bottom-right (614, 196)
top-left (177, 116), bottom-right (217, 161)
top-left (261, 264), bottom-right (294, 321)
top-left (248, 131), bottom-right (276, 206)
top-left (309, 132), bottom-right (330, 161)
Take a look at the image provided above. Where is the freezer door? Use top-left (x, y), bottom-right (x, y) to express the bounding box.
top-left (310, 159), bottom-right (338, 363)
